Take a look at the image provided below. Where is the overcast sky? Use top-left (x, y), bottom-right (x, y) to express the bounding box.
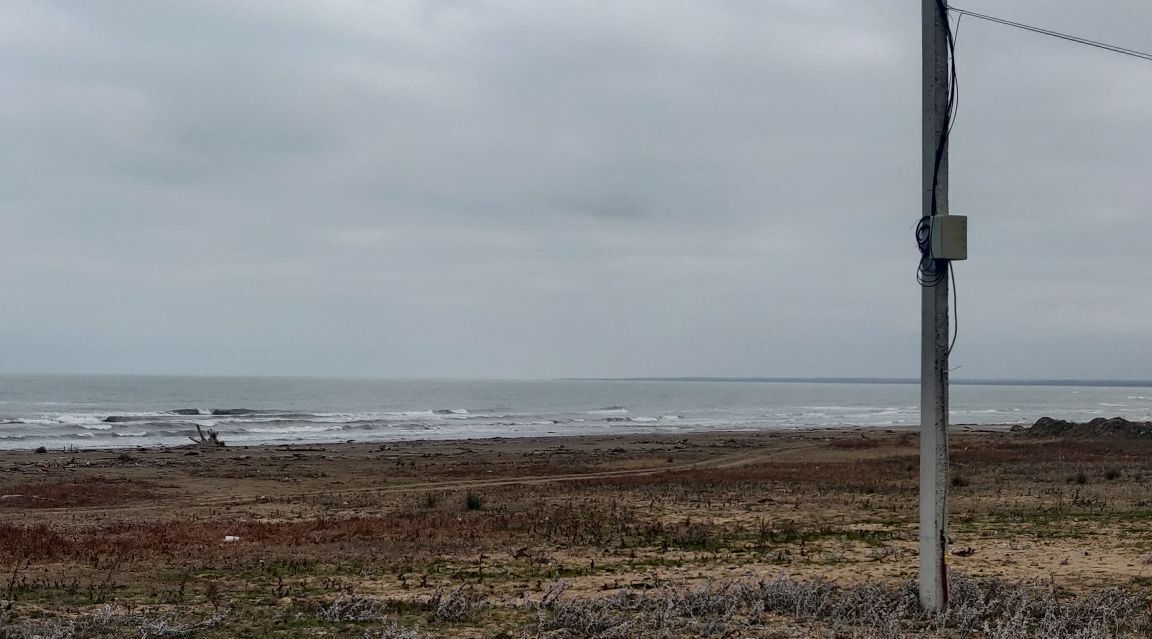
top-left (2, 1), bottom-right (1150, 380)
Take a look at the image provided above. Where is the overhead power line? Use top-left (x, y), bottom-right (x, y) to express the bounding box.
top-left (948, 6), bottom-right (1152, 62)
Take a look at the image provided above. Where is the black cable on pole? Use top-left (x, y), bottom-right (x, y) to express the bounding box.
top-left (949, 6), bottom-right (1152, 62)
top-left (947, 261), bottom-right (958, 357)
top-left (915, 1), bottom-right (961, 361)
top-left (927, 4), bottom-right (1152, 351)
top-left (916, 0), bottom-right (956, 289)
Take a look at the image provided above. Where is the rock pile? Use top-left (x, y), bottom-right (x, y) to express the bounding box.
top-left (1012, 416), bottom-right (1152, 439)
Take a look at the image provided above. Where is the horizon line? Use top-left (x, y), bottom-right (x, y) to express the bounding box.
top-left (1, 372), bottom-right (1150, 388)
top-left (565, 376), bottom-right (1152, 388)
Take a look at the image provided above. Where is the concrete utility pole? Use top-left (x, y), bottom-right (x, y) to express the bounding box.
top-left (920, 0), bottom-right (951, 612)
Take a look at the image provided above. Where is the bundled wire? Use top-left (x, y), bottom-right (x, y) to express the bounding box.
top-left (915, 218), bottom-right (945, 287)
top-left (916, 0), bottom-right (958, 289)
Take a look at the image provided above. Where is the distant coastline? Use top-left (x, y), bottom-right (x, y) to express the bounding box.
top-left (570, 377), bottom-right (1152, 388)
top-left (3, 373), bottom-right (1150, 388)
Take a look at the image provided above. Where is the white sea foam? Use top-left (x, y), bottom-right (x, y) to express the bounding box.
top-left (384, 410), bottom-right (435, 419)
top-left (62, 414), bottom-right (113, 424)
top-left (21, 414), bottom-right (105, 427)
top-left (4, 377), bottom-right (1150, 451)
top-left (310, 413), bottom-right (361, 423)
top-left (241, 425), bottom-right (343, 434)
top-left (310, 411), bottom-right (456, 424)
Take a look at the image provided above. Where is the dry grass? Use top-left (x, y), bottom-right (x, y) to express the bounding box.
top-left (0, 477), bottom-right (156, 509)
top-left (4, 574), bottom-right (1148, 638)
top-left (4, 430), bottom-right (1152, 636)
top-left (525, 574), bottom-right (1151, 638)
top-left (1, 604), bottom-right (228, 639)
top-left (0, 510), bottom-right (520, 562)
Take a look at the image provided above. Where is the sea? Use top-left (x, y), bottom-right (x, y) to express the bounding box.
top-left (1, 375), bottom-right (1151, 451)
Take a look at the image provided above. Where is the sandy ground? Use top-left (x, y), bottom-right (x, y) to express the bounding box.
top-left (3, 426), bottom-right (1152, 636)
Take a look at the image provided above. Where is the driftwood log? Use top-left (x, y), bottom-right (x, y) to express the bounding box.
top-left (189, 424), bottom-right (224, 447)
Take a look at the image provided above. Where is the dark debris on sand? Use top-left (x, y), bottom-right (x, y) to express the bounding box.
top-left (1013, 416), bottom-right (1152, 439)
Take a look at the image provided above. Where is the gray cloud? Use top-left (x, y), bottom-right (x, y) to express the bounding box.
top-left (1, 0), bottom-right (1149, 378)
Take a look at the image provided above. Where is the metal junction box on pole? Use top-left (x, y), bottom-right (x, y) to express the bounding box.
top-left (929, 215), bottom-right (967, 261)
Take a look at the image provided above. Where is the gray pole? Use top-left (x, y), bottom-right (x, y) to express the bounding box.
top-left (920, 0), bottom-right (950, 611)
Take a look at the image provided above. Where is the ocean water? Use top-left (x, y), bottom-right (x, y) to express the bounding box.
top-left (1, 375), bottom-right (1151, 450)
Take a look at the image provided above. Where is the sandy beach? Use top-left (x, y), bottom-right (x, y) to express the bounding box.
top-left (3, 426), bottom-right (1151, 637)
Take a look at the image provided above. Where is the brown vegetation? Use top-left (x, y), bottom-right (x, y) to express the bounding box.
top-left (0, 476), bottom-right (156, 509)
top-left (2, 429), bottom-right (1152, 637)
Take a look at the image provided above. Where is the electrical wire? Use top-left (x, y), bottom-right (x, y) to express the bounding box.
top-left (947, 261), bottom-right (958, 357)
top-left (928, 5), bottom-right (1152, 351)
top-left (948, 7), bottom-right (1152, 63)
top-left (915, 1), bottom-right (961, 362)
top-left (915, 0), bottom-right (956, 289)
